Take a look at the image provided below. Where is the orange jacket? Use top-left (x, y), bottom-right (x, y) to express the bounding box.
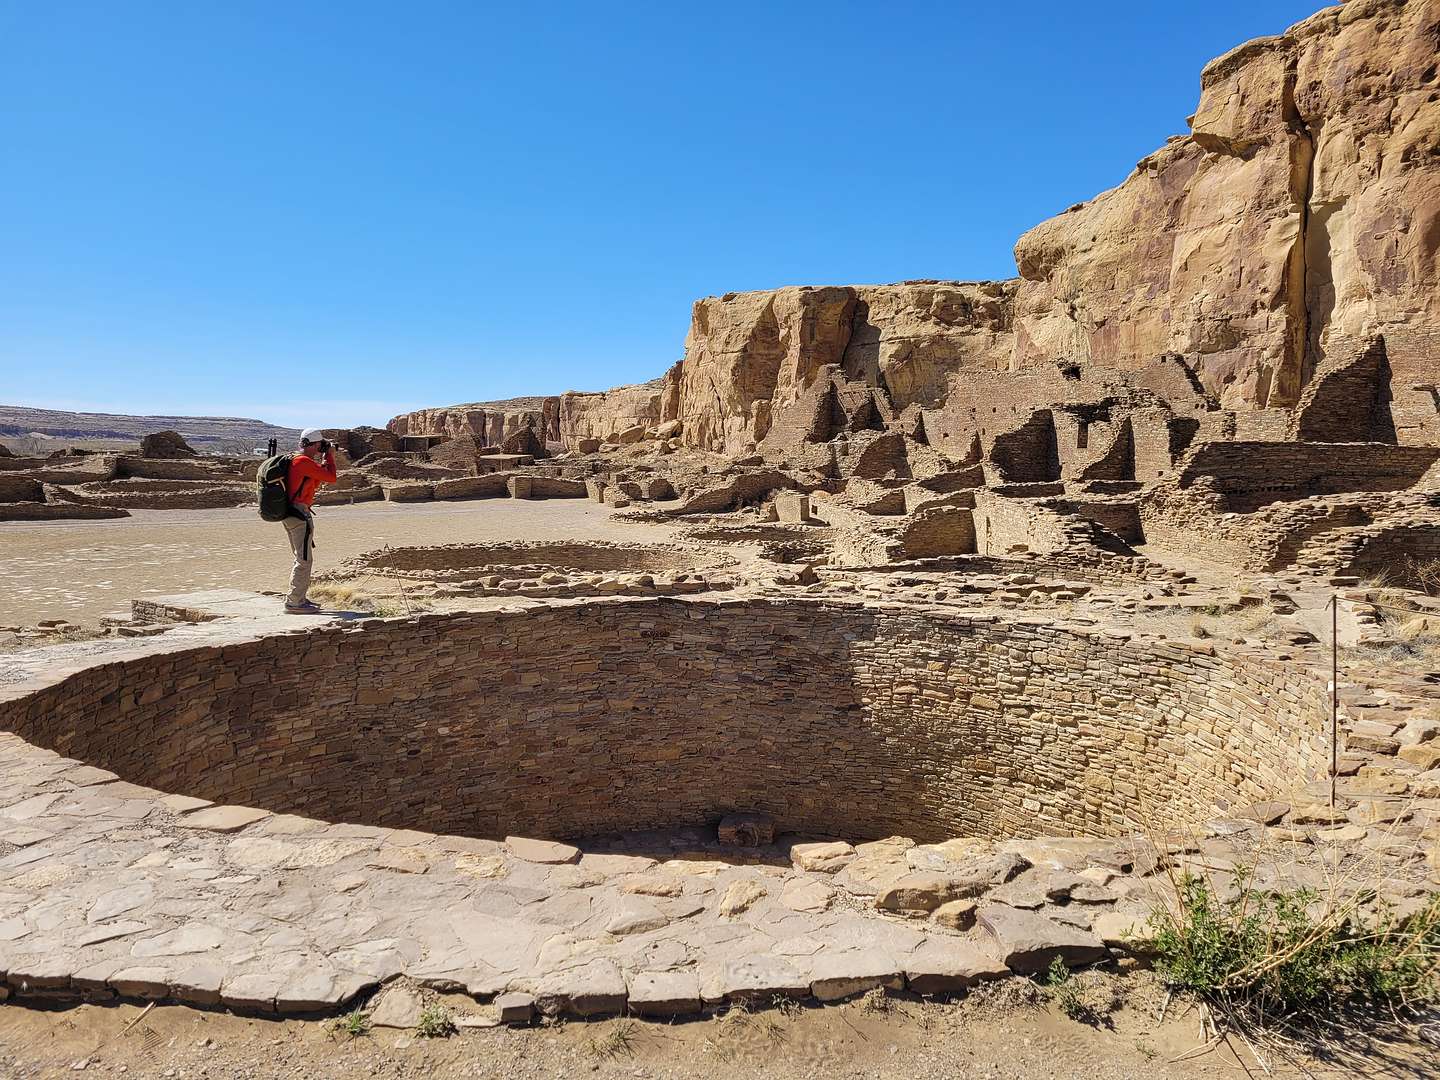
top-left (286, 451), bottom-right (337, 508)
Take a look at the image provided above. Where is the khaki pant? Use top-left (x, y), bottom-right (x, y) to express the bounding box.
top-left (283, 510), bottom-right (314, 607)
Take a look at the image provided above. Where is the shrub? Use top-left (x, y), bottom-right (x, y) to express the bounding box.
top-left (1403, 556), bottom-right (1440, 596)
top-left (1148, 872), bottom-right (1440, 1025)
top-left (585, 1020), bottom-right (639, 1060)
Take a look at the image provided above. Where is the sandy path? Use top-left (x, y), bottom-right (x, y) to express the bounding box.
top-left (0, 500), bottom-right (675, 624)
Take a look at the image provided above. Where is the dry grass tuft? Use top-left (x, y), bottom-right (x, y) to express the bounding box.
top-left (584, 1019), bottom-right (639, 1060)
top-left (1404, 556), bottom-right (1440, 596)
top-left (306, 579), bottom-right (428, 618)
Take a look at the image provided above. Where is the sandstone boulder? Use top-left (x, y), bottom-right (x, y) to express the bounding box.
top-left (500, 426), bottom-right (547, 459)
top-left (790, 841), bottom-right (856, 873)
top-left (977, 904), bottom-right (1108, 974)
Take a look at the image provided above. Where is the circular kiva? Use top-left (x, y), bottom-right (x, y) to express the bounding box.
top-left (3, 598), bottom-right (1327, 841)
top-left (331, 541), bottom-right (734, 582)
top-left (0, 596), bottom-right (1339, 1018)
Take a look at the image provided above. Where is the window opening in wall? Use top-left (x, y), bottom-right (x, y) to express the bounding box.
top-left (1077, 420), bottom-right (1090, 449)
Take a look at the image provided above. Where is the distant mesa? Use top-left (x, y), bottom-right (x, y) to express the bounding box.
top-left (0, 404), bottom-right (300, 455)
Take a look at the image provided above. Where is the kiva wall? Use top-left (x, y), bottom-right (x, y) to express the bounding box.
top-left (0, 599), bottom-right (1331, 842)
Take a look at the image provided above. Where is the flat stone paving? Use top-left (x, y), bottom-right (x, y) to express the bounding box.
top-left (1, 731), bottom-right (1435, 1018)
top-left (0, 729), bottom-right (1082, 1015)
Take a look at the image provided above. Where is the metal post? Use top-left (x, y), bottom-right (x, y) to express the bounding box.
top-left (1329, 594), bottom-right (1338, 809)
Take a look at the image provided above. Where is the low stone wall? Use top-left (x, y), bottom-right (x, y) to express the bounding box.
top-left (0, 475), bottom-right (43, 503)
top-left (313, 484), bottom-right (383, 506)
top-left (0, 598), bottom-right (1331, 843)
top-left (114, 457), bottom-right (253, 482)
top-left (336, 541), bottom-right (726, 578)
top-left (59, 480), bottom-right (252, 510)
top-left (0, 501), bottom-right (129, 521)
top-left (434, 475), bottom-right (509, 500)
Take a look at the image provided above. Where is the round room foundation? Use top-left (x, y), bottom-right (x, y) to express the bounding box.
top-left (0, 598), bottom-right (1331, 842)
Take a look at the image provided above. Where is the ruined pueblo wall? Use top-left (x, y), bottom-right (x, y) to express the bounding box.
top-left (1172, 441), bottom-right (1440, 508)
top-left (0, 599), bottom-right (1330, 843)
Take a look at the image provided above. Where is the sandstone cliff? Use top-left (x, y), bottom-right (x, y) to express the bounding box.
top-left (673, 282), bottom-right (1019, 455)
top-left (1013, 0), bottom-right (1439, 439)
top-left (390, 0), bottom-right (1439, 454)
top-left (388, 378), bottom-right (681, 449)
top-left (557, 374), bottom-right (678, 445)
top-left (387, 397), bottom-right (561, 445)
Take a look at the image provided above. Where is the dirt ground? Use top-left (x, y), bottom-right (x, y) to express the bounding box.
top-left (0, 501), bottom-right (676, 625)
top-left (2, 973), bottom-right (1429, 1080)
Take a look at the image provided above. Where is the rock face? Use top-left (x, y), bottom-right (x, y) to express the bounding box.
top-left (670, 282), bottom-right (1020, 455)
top-left (387, 397), bottom-right (561, 446)
top-left (1013, 0), bottom-right (1440, 442)
top-left (557, 375), bottom-right (677, 445)
top-left (387, 376), bottom-right (680, 449)
top-left (392, 1), bottom-right (1439, 454)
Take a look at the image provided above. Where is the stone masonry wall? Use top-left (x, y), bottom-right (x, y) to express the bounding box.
top-left (1170, 442), bottom-right (1440, 512)
top-left (344, 542), bottom-right (707, 575)
top-left (0, 599), bottom-right (1331, 843)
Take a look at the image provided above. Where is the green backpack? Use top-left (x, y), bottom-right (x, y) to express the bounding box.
top-left (256, 454), bottom-right (294, 521)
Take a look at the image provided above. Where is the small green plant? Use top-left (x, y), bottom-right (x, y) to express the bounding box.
top-left (414, 1003), bottom-right (456, 1039)
top-left (328, 1009), bottom-right (371, 1039)
top-left (585, 1019), bottom-right (639, 1060)
top-left (1043, 957), bottom-right (1091, 1023)
top-left (1148, 873), bottom-right (1440, 1027)
top-left (1133, 1038), bottom-right (1158, 1060)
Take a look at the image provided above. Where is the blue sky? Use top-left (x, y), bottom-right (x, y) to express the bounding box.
top-left (0, 1), bottom-right (1326, 428)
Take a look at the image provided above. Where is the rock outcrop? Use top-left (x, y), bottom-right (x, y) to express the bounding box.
top-left (387, 397), bottom-right (561, 445)
top-left (1013, 0), bottom-right (1440, 443)
top-left (672, 283), bottom-right (1019, 455)
top-left (391, 1), bottom-right (1439, 455)
top-left (388, 376), bottom-right (681, 450)
top-left (557, 375), bottom-right (677, 445)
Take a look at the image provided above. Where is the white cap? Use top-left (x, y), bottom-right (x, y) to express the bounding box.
top-left (299, 428), bottom-right (324, 446)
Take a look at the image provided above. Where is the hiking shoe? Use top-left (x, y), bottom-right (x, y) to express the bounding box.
top-left (284, 601), bottom-right (321, 615)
